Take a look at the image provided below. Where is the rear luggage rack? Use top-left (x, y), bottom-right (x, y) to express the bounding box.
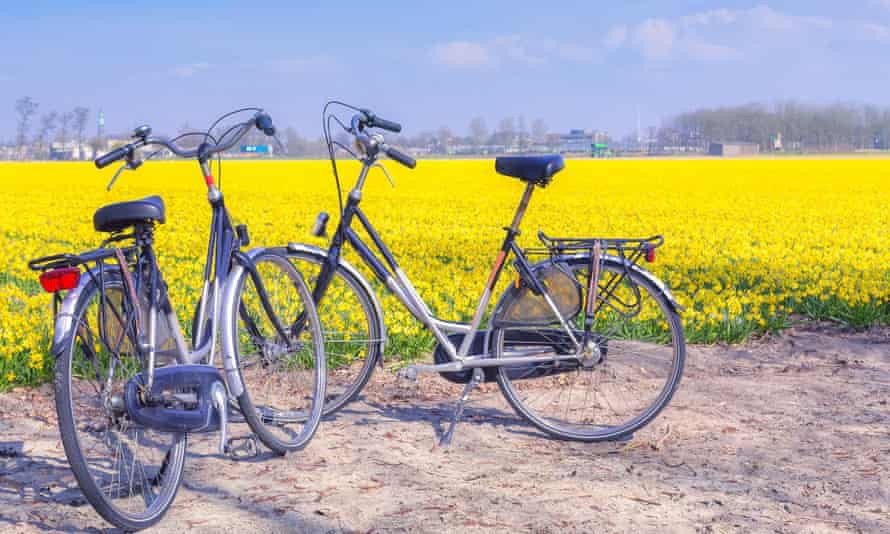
top-left (531, 231), bottom-right (663, 264)
top-left (28, 247), bottom-right (138, 273)
top-left (28, 253), bottom-right (86, 272)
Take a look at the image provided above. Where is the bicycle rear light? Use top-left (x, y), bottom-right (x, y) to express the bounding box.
top-left (39, 267), bottom-right (81, 292)
top-left (645, 246), bottom-right (656, 263)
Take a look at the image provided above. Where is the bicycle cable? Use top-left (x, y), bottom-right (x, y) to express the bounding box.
top-left (322, 100), bottom-right (364, 217)
top-left (204, 107), bottom-right (262, 190)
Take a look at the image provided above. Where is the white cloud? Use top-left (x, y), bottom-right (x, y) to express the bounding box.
top-left (606, 6), bottom-right (841, 63)
top-left (433, 41), bottom-right (492, 68)
top-left (861, 22), bottom-right (890, 42)
top-left (680, 8), bottom-right (738, 27)
top-left (684, 40), bottom-right (742, 61)
top-left (554, 42), bottom-right (597, 62)
top-left (633, 19), bottom-right (676, 60)
top-left (492, 35), bottom-right (546, 65)
top-left (432, 35), bottom-right (594, 69)
top-left (745, 5), bottom-right (831, 32)
top-left (172, 62), bottom-right (209, 78)
top-left (267, 55), bottom-right (337, 74)
top-left (603, 26), bottom-right (627, 49)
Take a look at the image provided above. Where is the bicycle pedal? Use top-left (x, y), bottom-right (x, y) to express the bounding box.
top-left (396, 366), bottom-right (419, 382)
top-left (225, 434), bottom-right (259, 460)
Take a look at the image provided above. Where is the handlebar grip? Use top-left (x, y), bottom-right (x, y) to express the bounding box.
top-left (94, 145), bottom-right (131, 169)
top-left (384, 145), bottom-right (416, 169)
top-left (255, 113), bottom-right (276, 136)
top-left (369, 116), bottom-right (402, 133)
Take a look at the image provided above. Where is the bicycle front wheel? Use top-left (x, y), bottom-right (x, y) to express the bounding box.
top-left (283, 248), bottom-right (382, 415)
top-left (55, 273), bottom-right (186, 531)
top-left (224, 250), bottom-right (326, 454)
top-left (493, 257), bottom-right (685, 442)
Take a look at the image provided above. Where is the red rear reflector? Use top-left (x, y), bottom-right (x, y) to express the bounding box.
top-left (39, 267), bottom-right (81, 293)
top-left (645, 247), bottom-right (656, 263)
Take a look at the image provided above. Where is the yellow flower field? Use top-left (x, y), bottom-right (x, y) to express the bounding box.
top-left (1, 158), bottom-right (889, 388)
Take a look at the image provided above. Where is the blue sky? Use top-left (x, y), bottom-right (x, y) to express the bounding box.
top-left (2, 1), bottom-right (890, 139)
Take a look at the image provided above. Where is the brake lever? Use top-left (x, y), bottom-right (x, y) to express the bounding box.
top-left (370, 162), bottom-right (396, 188)
top-left (106, 158), bottom-right (143, 191)
top-left (106, 164), bottom-right (127, 191)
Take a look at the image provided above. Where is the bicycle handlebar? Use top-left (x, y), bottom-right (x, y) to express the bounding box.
top-left (359, 109), bottom-right (401, 133)
top-left (94, 110), bottom-right (277, 169)
top-left (349, 111), bottom-right (415, 169)
top-left (94, 145), bottom-right (132, 169)
top-left (382, 144), bottom-right (416, 169)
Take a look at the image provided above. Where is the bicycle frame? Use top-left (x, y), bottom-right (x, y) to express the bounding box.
top-left (45, 161), bottom-right (289, 393)
top-left (312, 159), bottom-right (583, 371)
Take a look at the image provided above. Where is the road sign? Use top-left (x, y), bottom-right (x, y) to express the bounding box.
top-left (240, 145), bottom-right (270, 153)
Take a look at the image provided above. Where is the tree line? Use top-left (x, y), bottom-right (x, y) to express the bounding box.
top-left (6, 97), bottom-right (555, 159)
top-left (12, 96), bottom-right (94, 159)
top-left (664, 102), bottom-right (890, 152)
top-left (9, 95), bottom-right (890, 159)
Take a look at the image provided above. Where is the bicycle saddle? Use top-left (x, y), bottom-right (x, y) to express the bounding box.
top-left (93, 195), bottom-right (166, 233)
top-left (495, 154), bottom-right (565, 187)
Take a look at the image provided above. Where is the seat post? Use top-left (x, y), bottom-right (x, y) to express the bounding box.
top-left (507, 182), bottom-right (536, 235)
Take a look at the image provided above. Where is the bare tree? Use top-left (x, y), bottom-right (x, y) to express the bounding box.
top-left (14, 96), bottom-right (39, 153)
top-left (531, 119), bottom-right (548, 143)
top-left (57, 111), bottom-right (73, 141)
top-left (518, 115), bottom-right (528, 150)
top-left (469, 116), bottom-right (488, 149)
top-left (35, 112), bottom-right (58, 159)
top-left (283, 127), bottom-right (301, 156)
top-left (667, 101), bottom-right (890, 153)
top-left (436, 125), bottom-right (453, 153)
top-left (496, 117), bottom-right (516, 146)
top-left (73, 107), bottom-right (89, 159)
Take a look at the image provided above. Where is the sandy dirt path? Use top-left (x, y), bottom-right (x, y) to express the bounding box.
top-left (1, 325), bottom-right (888, 533)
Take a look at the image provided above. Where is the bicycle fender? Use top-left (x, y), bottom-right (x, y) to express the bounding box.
top-left (488, 254), bottom-right (683, 331)
top-left (219, 248), bottom-right (266, 397)
top-left (280, 243), bottom-right (387, 357)
top-left (600, 255), bottom-right (685, 313)
top-left (49, 264), bottom-right (123, 357)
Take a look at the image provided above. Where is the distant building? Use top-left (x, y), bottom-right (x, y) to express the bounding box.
top-left (708, 142), bottom-right (760, 157)
top-left (559, 130), bottom-right (593, 153)
top-left (49, 141), bottom-right (94, 161)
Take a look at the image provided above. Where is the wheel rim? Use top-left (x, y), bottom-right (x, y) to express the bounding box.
top-left (289, 253), bottom-right (380, 414)
top-left (62, 281), bottom-right (185, 523)
top-left (495, 262), bottom-right (684, 439)
top-left (235, 254), bottom-right (324, 447)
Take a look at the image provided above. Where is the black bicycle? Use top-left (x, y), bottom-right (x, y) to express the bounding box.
top-left (283, 102), bottom-right (686, 445)
top-left (28, 108), bottom-right (326, 530)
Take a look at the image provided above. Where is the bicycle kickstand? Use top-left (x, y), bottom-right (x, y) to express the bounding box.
top-left (439, 368), bottom-right (484, 447)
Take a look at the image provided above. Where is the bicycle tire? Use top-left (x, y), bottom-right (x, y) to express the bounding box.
top-left (493, 257), bottom-right (686, 441)
top-left (55, 273), bottom-right (187, 530)
top-left (222, 250), bottom-right (326, 454)
top-left (283, 248), bottom-right (382, 416)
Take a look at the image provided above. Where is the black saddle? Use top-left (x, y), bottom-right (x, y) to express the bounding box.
top-left (495, 155), bottom-right (565, 187)
top-left (93, 196), bottom-right (166, 233)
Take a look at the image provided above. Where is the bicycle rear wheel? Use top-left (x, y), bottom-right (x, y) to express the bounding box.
top-left (493, 257), bottom-right (685, 441)
top-left (55, 273), bottom-right (186, 531)
top-left (224, 250), bottom-right (326, 454)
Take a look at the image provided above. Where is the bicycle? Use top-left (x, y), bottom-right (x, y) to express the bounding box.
top-left (27, 108), bottom-right (326, 530)
top-left (285, 101), bottom-right (686, 445)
